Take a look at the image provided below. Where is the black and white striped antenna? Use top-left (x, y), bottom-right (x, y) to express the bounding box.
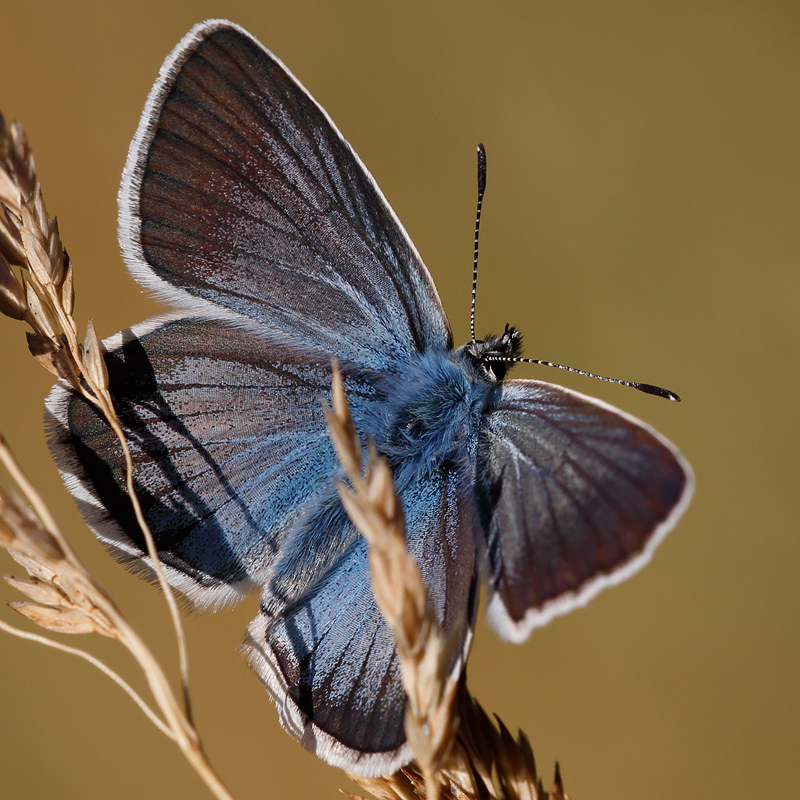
top-left (467, 143), bottom-right (680, 401)
top-left (469, 143), bottom-right (487, 343)
top-left (485, 354), bottom-right (680, 400)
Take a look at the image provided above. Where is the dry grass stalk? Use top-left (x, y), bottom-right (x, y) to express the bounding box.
top-left (0, 113), bottom-right (190, 705)
top-left (327, 364), bottom-right (569, 800)
top-left (0, 109), bottom-right (571, 800)
top-left (0, 113), bottom-right (235, 800)
top-left (327, 362), bottom-right (461, 800)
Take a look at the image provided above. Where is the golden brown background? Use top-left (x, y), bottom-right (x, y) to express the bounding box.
top-left (1, 1), bottom-right (798, 798)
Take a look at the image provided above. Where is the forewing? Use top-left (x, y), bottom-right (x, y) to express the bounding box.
top-left (246, 466), bottom-right (479, 775)
top-left (119, 20), bottom-right (452, 368)
top-left (46, 316), bottom-right (378, 608)
top-left (477, 380), bottom-right (693, 643)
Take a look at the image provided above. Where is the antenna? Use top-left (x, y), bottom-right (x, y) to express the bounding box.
top-left (470, 143), bottom-right (487, 343)
top-left (485, 355), bottom-right (681, 400)
top-left (468, 144), bottom-right (677, 402)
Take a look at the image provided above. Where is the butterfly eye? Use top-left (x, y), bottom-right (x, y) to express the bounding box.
top-left (457, 335), bottom-right (519, 384)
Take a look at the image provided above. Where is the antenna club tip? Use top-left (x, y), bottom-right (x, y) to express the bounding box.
top-left (476, 143), bottom-right (487, 192)
top-left (637, 383), bottom-right (681, 402)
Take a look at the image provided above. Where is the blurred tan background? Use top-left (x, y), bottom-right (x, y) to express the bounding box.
top-left (0, 1), bottom-right (798, 798)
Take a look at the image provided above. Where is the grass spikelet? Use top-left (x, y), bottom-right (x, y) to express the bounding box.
top-left (327, 364), bottom-right (569, 800)
top-left (327, 361), bottom-right (461, 800)
top-left (0, 114), bottom-right (235, 800)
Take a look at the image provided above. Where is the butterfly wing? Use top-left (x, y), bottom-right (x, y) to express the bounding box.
top-left (119, 20), bottom-right (451, 368)
top-left (47, 19), bottom-right (465, 770)
top-left (47, 317), bottom-right (479, 773)
top-left (46, 317), bottom-right (381, 608)
top-left (476, 379), bottom-right (693, 643)
top-left (246, 466), bottom-right (478, 775)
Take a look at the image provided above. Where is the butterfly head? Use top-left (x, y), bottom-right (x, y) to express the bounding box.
top-left (457, 324), bottom-right (523, 384)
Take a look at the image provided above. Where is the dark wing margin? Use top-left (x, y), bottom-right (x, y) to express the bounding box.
top-left (118, 19), bottom-right (451, 369)
top-left (477, 380), bottom-right (693, 643)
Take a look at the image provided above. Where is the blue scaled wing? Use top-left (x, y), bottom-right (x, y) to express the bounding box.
top-left (476, 380), bottom-right (693, 643)
top-left (47, 316), bottom-right (380, 609)
top-left (119, 20), bottom-right (452, 368)
top-left (47, 18), bottom-right (464, 773)
top-left (247, 466), bottom-right (478, 776)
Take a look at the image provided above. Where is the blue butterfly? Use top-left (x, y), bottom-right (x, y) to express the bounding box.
top-left (46, 20), bottom-right (693, 776)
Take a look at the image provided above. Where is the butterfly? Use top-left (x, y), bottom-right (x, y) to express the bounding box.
top-left (46, 19), bottom-right (693, 776)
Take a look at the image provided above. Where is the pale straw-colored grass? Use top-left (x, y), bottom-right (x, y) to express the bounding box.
top-left (328, 364), bottom-right (567, 800)
top-left (0, 113), bottom-right (568, 800)
top-left (0, 112), bottom-right (235, 800)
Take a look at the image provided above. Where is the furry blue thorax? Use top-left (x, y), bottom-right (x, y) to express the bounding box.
top-left (371, 326), bottom-right (522, 480)
top-left (373, 348), bottom-right (497, 481)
